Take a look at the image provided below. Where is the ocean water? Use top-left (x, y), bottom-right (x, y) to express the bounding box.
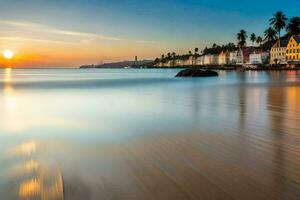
top-left (0, 68), bottom-right (300, 200)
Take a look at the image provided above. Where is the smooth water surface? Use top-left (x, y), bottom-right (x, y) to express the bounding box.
top-left (0, 68), bottom-right (300, 200)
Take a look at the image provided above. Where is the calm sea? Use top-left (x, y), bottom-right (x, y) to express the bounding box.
top-left (0, 68), bottom-right (300, 200)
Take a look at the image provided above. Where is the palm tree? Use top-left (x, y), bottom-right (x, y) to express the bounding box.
top-left (193, 48), bottom-right (199, 66)
top-left (237, 29), bottom-right (248, 48)
top-left (264, 27), bottom-right (277, 42)
top-left (256, 36), bottom-right (263, 46)
top-left (172, 52), bottom-right (176, 67)
top-left (161, 54), bottom-right (165, 67)
top-left (269, 11), bottom-right (287, 47)
top-left (286, 17), bottom-right (300, 36)
top-left (250, 33), bottom-right (256, 46)
top-left (167, 52), bottom-right (171, 59)
top-left (166, 53), bottom-right (171, 67)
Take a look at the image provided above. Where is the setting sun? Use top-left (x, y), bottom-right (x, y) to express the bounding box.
top-left (3, 50), bottom-right (14, 59)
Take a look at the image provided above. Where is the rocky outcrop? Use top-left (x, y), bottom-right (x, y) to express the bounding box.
top-left (175, 69), bottom-right (218, 77)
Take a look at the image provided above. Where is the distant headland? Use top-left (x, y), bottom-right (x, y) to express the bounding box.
top-left (80, 59), bottom-right (154, 69)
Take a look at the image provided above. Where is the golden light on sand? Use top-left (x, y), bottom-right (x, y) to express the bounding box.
top-left (2, 49), bottom-right (14, 59)
top-left (8, 141), bottom-right (38, 156)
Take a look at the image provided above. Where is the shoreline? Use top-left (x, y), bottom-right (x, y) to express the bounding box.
top-left (80, 65), bottom-right (300, 71)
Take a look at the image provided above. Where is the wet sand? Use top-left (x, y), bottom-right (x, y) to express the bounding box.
top-left (1, 69), bottom-right (300, 200)
top-left (58, 130), bottom-right (300, 200)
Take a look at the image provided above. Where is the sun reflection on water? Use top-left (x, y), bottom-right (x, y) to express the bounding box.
top-left (19, 169), bottom-right (64, 200)
top-left (6, 141), bottom-right (64, 200)
top-left (4, 68), bottom-right (17, 110)
top-left (19, 178), bottom-right (41, 198)
top-left (9, 159), bottom-right (40, 176)
top-left (6, 141), bottom-right (37, 158)
top-left (1, 67), bottom-right (23, 133)
top-left (24, 159), bottom-right (39, 172)
top-left (20, 141), bottom-right (37, 156)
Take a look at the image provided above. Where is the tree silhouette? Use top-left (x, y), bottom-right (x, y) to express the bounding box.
top-left (269, 11), bottom-right (287, 47)
top-left (286, 17), bottom-right (300, 36)
top-left (250, 33), bottom-right (256, 46)
top-left (264, 27), bottom-right (277, 41)
top-left (256, 36), bottom-right (263, 46)
top-left (237, 29), bottom-right (248, 48)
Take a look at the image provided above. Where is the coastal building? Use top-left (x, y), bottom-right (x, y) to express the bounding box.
top-left (166, 58), bottom-right (187, 67)
top-left (270, 40), bottom-right (288, 64)
top-left (235, 47), bottom-right (257, 64)
top-left (286, 35), bottom-right (300, 64)
top-left (195, 56), bottom-right (204, 65)
top-left (242, 47), bottom-right (257, 64)
top-left (218, 51), bottom-right (230, 65)
top-left (184, 55), bottom-right (193, 66)
top-left (211, 54), bottom-right (219, 65)
top-left (249, 52), bottom-right (269, 64)
top-left (236, 48), bottom-right (244, 64)
top-left (203, 55), bottom-right (210, 65)
top-left (174, 59), bottom-right (182, 66)
top-left (229, 52), bottom-right (238, 64)
top-left (203, 54), bottom-right (218, 65)
top-left (156, 60), bottom-right (171, 67)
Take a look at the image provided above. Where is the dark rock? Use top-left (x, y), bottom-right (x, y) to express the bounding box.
top-left (175, 69), bottom-right (218, 77)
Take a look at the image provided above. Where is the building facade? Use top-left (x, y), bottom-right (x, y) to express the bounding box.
top-left (195, 56), bottom-right (204, 65)
top-left (236, 48), bottom-right (244, 64)
top-left (249, 52), bottom-right (269, 64)
top-left (242, 47), bottom-right (256, 64)
top-left (218, 51), bottom-right (230, 65)
top-left (286, 35), bottom-right (300, 64)
top-left (270, 40), bottom-right (288, 64)
top-left (229, 52), bottom-right (238, 64)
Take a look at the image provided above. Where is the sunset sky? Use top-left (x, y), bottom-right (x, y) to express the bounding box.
top-left (0, 0), bottom-right (299, 68)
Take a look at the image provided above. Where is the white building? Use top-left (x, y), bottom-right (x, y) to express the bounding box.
top-left (270, 40), bottom-right (288, 64)
top-left (187, 56), bottom-right (194, 65)
top-left (203, 55), bottom-right (210, 65)
top-left (236, 48), bottom-right (244, 64)
top-left (236, 47), bottom-right (257, 64)
top-left (203, 54), bottom-right (219, 65)
top-left (195, 56), bottom-right (204, 65)
top-left (218, 51), bottom-right (230, 65)
top-left (211, 55), bottom-right (219, 65)
top-left (249, 52), bottom-right (269, 64)
top-left (175, 59), bottom-right (184, 66)
top-left (229, 52), bottom-right (238, 64)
